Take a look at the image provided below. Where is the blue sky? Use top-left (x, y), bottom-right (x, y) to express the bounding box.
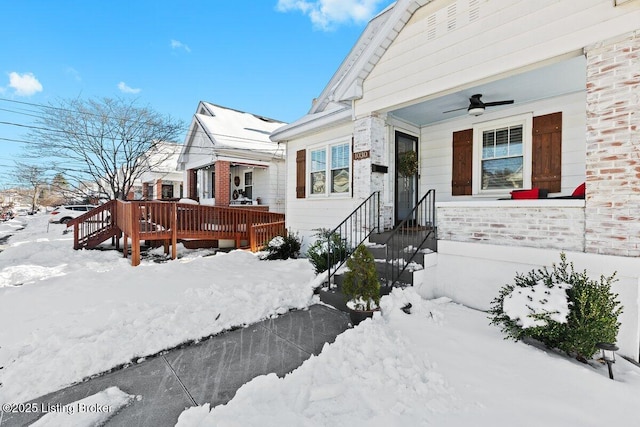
top-left (0, 0), bottom-right (393, 187)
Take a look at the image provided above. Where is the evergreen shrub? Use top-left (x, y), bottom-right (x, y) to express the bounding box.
top-left (263, 231), bottom-right (302, 260)
top-left (488, 253), bottom-right (622, 361)
top-left (306, 228), bottom-right (349, 274)
top-left (342, 245), bottom-right (380, 311)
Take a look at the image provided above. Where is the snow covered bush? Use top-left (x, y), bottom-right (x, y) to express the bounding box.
top-left (263, 231), bottom-right (301, 260)
top-left (342, 245), bottom-right (380, 311)
top-left (489, 253), bottom-right (622, 362)
top-left (306, 228), bottom-right (349, 274)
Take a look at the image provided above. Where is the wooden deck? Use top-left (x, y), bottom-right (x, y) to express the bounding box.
top-left (68, 200), bottom-right (285, 266)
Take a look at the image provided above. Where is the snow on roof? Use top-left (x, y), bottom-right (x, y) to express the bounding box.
top-left (196, 102), bottom-right (286, 156)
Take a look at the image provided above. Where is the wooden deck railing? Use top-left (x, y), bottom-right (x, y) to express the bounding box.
top-left (68, 200), bottom-right (119, 250)
top-left (70, 200), bottom-right (285, 266)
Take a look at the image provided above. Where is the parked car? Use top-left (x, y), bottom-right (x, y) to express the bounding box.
top-left (49, 205), bottom-right (98, 224)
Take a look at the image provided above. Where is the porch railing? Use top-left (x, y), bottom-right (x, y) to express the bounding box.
top-left (325, 191), bottom-right (381, 287)
top-left (384, 189), bottom-right (436, 288)
top-left (71, 200), bottom-right (284, 266)
top-left (68, 200), bottom-right (118, 250)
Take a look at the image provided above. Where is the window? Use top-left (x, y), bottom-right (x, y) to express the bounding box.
top-left (308, 140), bottom-right (351, 196)
top-left (472, 114), bottom-right (532, 195)
top-left (162, 184), bottom-right (173, 199)
top-left (480, 125), bottom-right (523, 190)
top-left (244, 172), bottom-right (253, 199)
top-left (310, 148), bottom-right (326, 194)
top-left (331, 144), bottom-right (350, 193)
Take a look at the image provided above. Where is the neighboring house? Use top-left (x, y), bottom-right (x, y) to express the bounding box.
top-left (178, 102), bottom-right (286, 213)
top-left (271, 0), bottom-right (640, 361)
top-left (129, 141), bottom-right (184, 200)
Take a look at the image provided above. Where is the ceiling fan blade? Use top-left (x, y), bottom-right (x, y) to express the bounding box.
top-left (484, 100), bottom-right (514, 107)
top-left (442, 106), bottom-right (468, 114)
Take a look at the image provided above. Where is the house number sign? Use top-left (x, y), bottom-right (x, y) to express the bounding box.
top-left (353, 150), bottom-right (370, 161)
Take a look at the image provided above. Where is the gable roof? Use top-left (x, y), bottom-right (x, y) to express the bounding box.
top-left (271, 0), bottom-right (430, 141)
top-left (181, 102), bottom-right (287, 163)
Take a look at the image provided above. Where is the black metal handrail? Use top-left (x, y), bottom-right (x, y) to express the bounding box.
top-left (325, 191), bottom-right (381, 287)
top-left (384, 189), bottom-right (436, 288)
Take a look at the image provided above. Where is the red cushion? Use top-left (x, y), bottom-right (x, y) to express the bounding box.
top-left (571, 182), bottom-right (586, 198)
top-left (511, 188), bottom-right (539, 199)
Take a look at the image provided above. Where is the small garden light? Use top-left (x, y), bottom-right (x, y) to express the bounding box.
top-left (596, 342), bottom-right (619, 380)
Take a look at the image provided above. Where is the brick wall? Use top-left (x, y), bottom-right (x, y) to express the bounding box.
top-left (585, 30), bottom-right (640, 256)
top-left (155, 180), bottom-right (163, 200)
top-left (214, 161), bottom-right (231, 206)
top-left (437, 202), bottom-right (585, 252)
top-left (353, 114), bottom-right (392, 229)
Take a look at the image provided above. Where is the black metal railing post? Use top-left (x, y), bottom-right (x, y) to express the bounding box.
top-left (383, 189), bottom-right (436, 288)
top-left (325, 191), bottom-right (381, 287)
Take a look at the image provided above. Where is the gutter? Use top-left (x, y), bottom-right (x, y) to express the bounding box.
top-left (270, 106), bottom-right (353, 142)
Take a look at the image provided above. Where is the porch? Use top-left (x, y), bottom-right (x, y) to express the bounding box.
top-left (68, 200), bottom-right (285, 266)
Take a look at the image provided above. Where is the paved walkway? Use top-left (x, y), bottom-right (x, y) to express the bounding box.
top-left (2, 304), bottom-right (350, 427)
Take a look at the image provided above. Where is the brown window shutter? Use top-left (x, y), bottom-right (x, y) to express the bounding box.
top-left (532, 112), bottom-right (562, 193)
top-left (187, 169), bottom-right (198, 199)
top-left (296, 149), bottom-right (306, 199)
top-left (452, 129), bottom-right (473, 196)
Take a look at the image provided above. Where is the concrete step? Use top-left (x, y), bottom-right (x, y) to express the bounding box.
top-left (318, 285), bottom-right (392, 314)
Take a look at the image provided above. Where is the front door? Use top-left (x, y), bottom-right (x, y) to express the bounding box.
top-left (395, 131), bottom-right (418, 225)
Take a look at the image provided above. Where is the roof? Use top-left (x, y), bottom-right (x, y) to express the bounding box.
top-left (271, 0), bottom-right (430, 142)
top-left (195, 102), bottom-right (286, 155)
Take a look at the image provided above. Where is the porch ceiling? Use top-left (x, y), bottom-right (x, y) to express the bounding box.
top-left (389, 55), bottom-right (586, 127)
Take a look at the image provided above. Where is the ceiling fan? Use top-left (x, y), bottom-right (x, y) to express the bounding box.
top-left (443, 94), bottom-right (514, 116)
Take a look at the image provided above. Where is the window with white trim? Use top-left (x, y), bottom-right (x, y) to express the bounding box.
top-left (472, 114), bottom-right (532, 195)
top-left (309, 140), bottom-right (351, 196)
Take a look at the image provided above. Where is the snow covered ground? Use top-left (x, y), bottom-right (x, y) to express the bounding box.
top-left (177, 290), bottom-right (640, 426)
top-left (1, 213), bottom-right (640, 426)
top-left (0, 214), bottom-right (317, 405)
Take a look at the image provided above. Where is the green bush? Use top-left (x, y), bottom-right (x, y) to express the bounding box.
top-left (306, 228), bottom-right (349, 274)
top-left (342, 245), bottom-right (380, 311)
top-left (263, 231), bottom-right (302, 260)
top-left (488, 253), bottom-right (622, 361)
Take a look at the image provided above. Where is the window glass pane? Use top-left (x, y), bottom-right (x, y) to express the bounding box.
top-left (509, 126), bottom-right (523, 156)
top-left (494, 128), bottom-right (509, 157)
top-left (311, 149), bottom-right (326, 172)
top-left (482, 131), bottom-right (494, 159)
top-left (332, 169), bottom-right (349, 193)
top-left (311, 171), bottom-right (326, 194)
top-left (481, 157), bottom-right (523, 189)
top-left (331, 144), bottom-right (349, 169)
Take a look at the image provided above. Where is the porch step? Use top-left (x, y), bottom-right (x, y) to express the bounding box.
top-left (81, 227), bottom-right (120, 250)
top-left (318, 283), bottom-right (392, 314)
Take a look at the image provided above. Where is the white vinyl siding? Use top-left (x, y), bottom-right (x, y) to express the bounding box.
top-left (357, 0), bottom-right (640, 117)
top-left (420, 92), bottom-right (586, 202)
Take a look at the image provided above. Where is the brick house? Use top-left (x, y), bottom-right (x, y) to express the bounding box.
top-left (271, 0), bottom-right (640, 361)
top-left (178, 102), bottom-right (287, 213)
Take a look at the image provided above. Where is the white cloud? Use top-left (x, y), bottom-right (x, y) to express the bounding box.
top-left (117, 82), bottom-right (141, 94)
top-left (170, 39), bottom-right (191, 53)
top-left (276, 0), bottom-right (387, 30)
top-left (7, 72), bottom-right (43, 96)
top-left (66, 67), bottom-right (81, 82)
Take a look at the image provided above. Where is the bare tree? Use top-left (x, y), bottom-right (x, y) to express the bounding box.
top-left (25, 97), bottom-right (184, 200)
top-left (12, 162), bottom-right (48, 212)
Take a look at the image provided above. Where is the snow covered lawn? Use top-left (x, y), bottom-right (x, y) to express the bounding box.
top-left (2, 213), bottom-right (640, 426)
top-left (178, 290), bottom-right (640, 426)
top-left (0, 214), bottom-right (316, 404)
